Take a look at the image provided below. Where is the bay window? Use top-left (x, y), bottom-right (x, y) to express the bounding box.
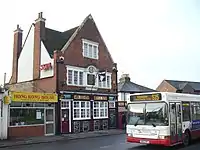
top-left (73, 101), bottom-right (90, 120)
top-left (93, 101), bottom-right (108, 119)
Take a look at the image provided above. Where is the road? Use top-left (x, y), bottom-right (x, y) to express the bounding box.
top-left (1, 134), bottom-right (200, 150)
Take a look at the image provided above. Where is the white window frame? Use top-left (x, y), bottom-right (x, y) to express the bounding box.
top-left (73, 101), bottom-right (90, 120)
top-left (98, 73), bottom-right (112, 89)
top-left (66, 66), bottom-right (85, 86)
top-left (66, 65), bottom-right (112, 89)
top-left (93, 101), bottom-right (108, 119)
top-left (82, 39), bottom-right (99, 60)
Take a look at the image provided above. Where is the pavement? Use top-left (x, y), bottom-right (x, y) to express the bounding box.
top-left (0, 129), bottom-right (124, 148)
top-left (1, 134), bottom-right (200, 150)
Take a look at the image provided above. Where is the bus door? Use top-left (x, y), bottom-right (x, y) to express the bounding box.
top-left (169, 102), bottom-right (182, 145)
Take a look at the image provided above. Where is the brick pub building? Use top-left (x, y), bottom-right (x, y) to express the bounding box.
top-left (8, 12), bottom-right (118, 137)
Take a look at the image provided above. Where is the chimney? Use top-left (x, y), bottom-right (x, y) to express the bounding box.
top-left (10, 25), bottom-right (23, 83)
top-left (119, 74), bottom-right (131, 83)
top-left (33, 12), bottom-right (46, 80)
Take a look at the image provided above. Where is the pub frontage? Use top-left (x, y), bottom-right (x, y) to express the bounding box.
top-left (8, 91), bottom-right (57, 138)
top-left (59, 92), bottom-right (117, 133)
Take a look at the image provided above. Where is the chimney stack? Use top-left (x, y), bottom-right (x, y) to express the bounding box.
top-left (119, 74), bottom-right (131, 83)
top-left (10, 25), bottom-right (23, 83)
top-left (33, 12), bottom-right (46, 80)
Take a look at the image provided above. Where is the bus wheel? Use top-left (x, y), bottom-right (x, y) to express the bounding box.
top-left (183, 130), bottom-right (191, 146)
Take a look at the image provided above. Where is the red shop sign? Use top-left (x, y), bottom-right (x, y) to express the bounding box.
top-left (40, 63), bottom-right (52, 71)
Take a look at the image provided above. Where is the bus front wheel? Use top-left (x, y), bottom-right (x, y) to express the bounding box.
top-left (183, 130), bottom-right (191, 147)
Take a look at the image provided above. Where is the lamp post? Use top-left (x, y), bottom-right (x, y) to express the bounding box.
top-left (55, 55), bottom-right (64, 135)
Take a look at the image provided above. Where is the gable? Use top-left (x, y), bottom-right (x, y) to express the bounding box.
top-left (61, 14), bottom-right (114, 64)
top-left (156, 80), bottom-right (177, 92)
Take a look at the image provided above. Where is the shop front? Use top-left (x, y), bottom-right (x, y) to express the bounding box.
top-left (8, 91), bottom-right (57, 138)
top-left (60, 93), bottom-right (117, 133)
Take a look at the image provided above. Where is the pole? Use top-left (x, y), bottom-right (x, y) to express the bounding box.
top-left (56, 60), bottom-right (61, 135)
top-left (0, 73), bottom-right (6, 140)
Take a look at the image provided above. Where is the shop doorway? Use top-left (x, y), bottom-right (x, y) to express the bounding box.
top-left (61, 100), bottom-right (71, 133)
top-left (45, 108), bottom-right (55, 136)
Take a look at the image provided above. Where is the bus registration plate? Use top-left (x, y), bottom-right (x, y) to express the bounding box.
top-left (140, 140), bottom-right (149, 144)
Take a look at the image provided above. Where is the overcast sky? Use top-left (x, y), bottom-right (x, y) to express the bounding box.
top-left (1, 0), bottom-right (200, 89)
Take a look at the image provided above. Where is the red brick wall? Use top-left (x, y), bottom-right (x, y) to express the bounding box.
top-left (8, 125), bottom-right (44, 138)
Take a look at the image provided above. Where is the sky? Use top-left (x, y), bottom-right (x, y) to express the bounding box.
top-left (1, 0), bottom-right (200, 89)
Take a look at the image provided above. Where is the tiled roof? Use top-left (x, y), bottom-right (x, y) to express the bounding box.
top-left (42, 26), bottom-right (78, 57)
top-left (165, 80), bottom-right (200, 91)
top-left (118, 81), bottom-right (156, 93)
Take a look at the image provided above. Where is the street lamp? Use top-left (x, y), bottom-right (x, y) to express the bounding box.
top-left (55, 55), bottom-right (64, 135)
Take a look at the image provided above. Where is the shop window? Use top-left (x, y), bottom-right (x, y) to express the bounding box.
top-left (9, 108), bottom-right (44, 126)
top-left (93, 101), bottom-right (108, 119)
top-left (73, 101), bottom-right (90, 120)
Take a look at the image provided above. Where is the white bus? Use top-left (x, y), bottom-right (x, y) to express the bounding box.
top-left (126, 92), bottom-right (200, 147)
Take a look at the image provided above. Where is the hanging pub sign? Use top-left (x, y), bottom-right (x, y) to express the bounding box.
top-left (40, 63), bottom-right (53, 71)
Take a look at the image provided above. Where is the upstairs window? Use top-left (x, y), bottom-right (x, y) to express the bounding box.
top-left (67, 69), bottom-right (84, 86)
top-left (82, 39), bottom-right (99, 59)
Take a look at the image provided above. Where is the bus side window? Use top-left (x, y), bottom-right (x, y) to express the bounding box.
top-left (182, 102), bottom-right (190, 122)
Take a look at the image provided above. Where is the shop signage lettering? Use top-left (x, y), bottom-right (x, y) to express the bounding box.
top-left (94, 96), bottom-right (107, 101)
top-left (40, 63), bottom-right (52, 71)
top-left (74, 95), bottom-right (90, 100)
top-left (11, 91), bottom-right (58, 103)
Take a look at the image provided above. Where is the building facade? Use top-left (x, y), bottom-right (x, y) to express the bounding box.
top-left (117, 74), bottom-right (156, 129)
top-left (156, 79), bottom-right (200, 94)
top-left (8, 12), bottom-right (118, 137)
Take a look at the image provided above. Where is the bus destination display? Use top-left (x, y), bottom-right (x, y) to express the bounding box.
top-left (130, 93), bottom-right (162, 101)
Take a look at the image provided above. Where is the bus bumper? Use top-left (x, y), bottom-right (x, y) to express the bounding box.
top-left (127, 136), bottom-right (171, 146)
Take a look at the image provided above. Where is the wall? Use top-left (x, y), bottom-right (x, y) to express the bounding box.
top-left (40, 42), bottom-right (54, 78)
top-left (17, 27), bottom-right (34, 82)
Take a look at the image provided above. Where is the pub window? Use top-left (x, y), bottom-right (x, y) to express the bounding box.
top-left (182, 102), bottom-right (190, 121)
top-left (73, 101), bottom-right (90, 120)
top-left (191, 102), bottom-right (200, 120)
top-left (93, 101), bottom-right (108, 119)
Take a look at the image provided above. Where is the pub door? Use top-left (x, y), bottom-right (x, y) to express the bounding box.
top-left (61, 100), bottom-right (71, 134)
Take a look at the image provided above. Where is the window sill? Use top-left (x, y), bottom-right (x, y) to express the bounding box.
top-left (93, 117), bottom-right (108, 119)
top-left (73, 118), bottom-right (91, 120)
top-left (83, 56), bottom-right (99, 60)
top-left (9, 124), bottom-right (44, 127)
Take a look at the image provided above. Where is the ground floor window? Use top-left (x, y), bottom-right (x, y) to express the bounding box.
top-left (9, 102), bottom-right (55, 127)
top-left (10, 108), bottom-right (44, 126)
top-left (93, 101), bottom-right (108, 119)
top-left (73, 101), bottom-right (90, 120)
